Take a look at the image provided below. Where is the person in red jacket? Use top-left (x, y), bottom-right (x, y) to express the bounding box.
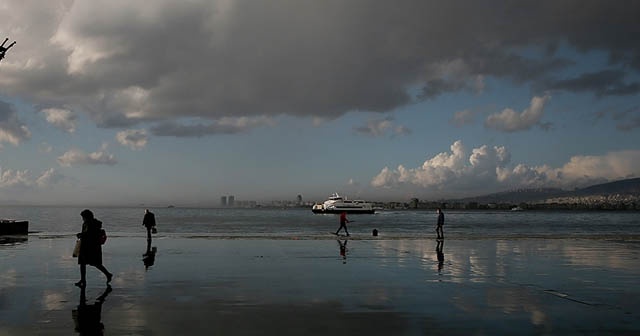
top-left (335, 211), bottom-right (350, 236)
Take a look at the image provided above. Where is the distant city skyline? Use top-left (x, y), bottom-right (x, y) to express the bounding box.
top-left (1, 1), bottom-right (639, 206)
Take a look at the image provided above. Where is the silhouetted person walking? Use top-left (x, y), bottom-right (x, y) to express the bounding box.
top-left (335, 211), bottom-right (350, 236)
top-left (0, 38), bottom-right (16, 62)
top-left (436, 208), bottom-right (444, 240)
top-left (142, 209), bottom-right (156, 240)
top-left (76, 209), bottom-right (112, 287)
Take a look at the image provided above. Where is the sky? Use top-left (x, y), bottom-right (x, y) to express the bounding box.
top-left (1, 0), bottom-right (640, 206)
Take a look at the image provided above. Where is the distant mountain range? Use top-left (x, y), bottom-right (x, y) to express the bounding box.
top-left (452, 177), bottom-right (640, 204)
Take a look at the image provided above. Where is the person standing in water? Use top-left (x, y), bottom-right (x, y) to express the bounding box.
top-left (142, 209), bottom-right (156, 240)
top-left (335, 211), bottom-right (350, 236)
top-left (76, 209), bottom-right (113, 287)
top-left (435, 208), bottom-right (444, 240)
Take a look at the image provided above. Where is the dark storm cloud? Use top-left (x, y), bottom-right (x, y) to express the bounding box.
top-left (1, 0), bottom-right (639, 130)
top-left (421, 78), bottom-right (466, 100)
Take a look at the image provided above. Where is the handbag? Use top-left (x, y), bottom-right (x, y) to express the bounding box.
top-left (151, 227), bottom-right (157, 234)
top-left (72, 239), bottom-right (81, 257)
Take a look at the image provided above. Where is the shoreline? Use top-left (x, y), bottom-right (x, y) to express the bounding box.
top-left (17, 231), bottom-right (640, 242)
top-left (2, 236), bottom-right (640, 334)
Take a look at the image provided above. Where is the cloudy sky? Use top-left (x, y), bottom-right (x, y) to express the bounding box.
top-left (1, 0), bottom-right (639, 206)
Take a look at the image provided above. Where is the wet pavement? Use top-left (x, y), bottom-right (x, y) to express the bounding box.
top-left (2, 236), bottom-right (640, 335)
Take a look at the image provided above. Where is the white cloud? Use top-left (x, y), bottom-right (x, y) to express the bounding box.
top-left (36, 168), bottom-right (64, 187)
top-left (311, 117), bottom-right (326, 127)
top-left (371, 140), bottom-right (640, 196)
top-left (451, 109), bottom-right (475, 127)
top-left (354, 118), bottom-right (392, 137)
top-left (353, 117), bottom-right (411, 137)
top-left (554, 151), bottom-right (640, 182)
top-left (0, 101), bottom-right (31, 145)
top-left (422, 59), bottom-right (487, 98)
top-left (150, 116), bottom-right (275, 137)
top-left (485, 95), bottom-right (551, 132)
top-left (57, 146), bottom-right (117, 167)
top-left (394, 125), bottom-right (411, 136)
top-left (0, 125), bottom-right (31, 146)
top-left (0, 167), bottom-right (63, 190)
top-left (39, 142), bottom-right (53, 153)
top-left (0, 167), bottom-right (31, 188)
top-left (371, 167), bottom-right (396, 189)
top-left (49, 0), bottom-right (129, 75)
top-left (116, 129), bottom-right (148, 150)
top-left (372, 141), bottom-right (469, 190)
top-left (41, 108), bottom-right (76, 133)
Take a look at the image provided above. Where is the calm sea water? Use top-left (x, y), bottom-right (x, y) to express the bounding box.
top-left (2, 206), bottom-right (639, 240)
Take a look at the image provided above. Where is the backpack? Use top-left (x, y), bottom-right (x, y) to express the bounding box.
top-left (99, 229), bottom-right (107, 245)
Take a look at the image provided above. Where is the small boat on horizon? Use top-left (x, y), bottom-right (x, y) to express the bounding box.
top-left (312, 193), bottom-right (375, 214)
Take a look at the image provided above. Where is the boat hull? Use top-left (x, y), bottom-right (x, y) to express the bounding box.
top-left (312, 208), bottom-right (375, 214)
top-left (0, 220), bottom-right (29, 235)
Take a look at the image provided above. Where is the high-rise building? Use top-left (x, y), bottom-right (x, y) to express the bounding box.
top-left (228, 195), bottom-right (235, 207)
top-left (220, 196), bottom-right (227, 207)
top-left (297, 194), bottom-right (303, 205)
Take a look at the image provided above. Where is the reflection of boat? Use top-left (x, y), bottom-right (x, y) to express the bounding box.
top-left (312, 193), bottom-right (375, 214)
top-left (0, 219), bottom-right (29, 235)
top-left (0, 235), bottom-right (28, 245)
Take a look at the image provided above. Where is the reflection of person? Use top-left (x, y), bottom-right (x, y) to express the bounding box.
top-left (436, 239), bottom-right (444, 274)
top-left (73, 285), bottom-right (112, 334)
top-left (143, 239), bottom-right (157, 270)
top-left (76, 209), bottom-right (113, 287)
top-left (142, 209), bottom-right (156, 240)
top-left (0, 38), bottom-right (16, 62)
top-left (337, 239), bottom-right (348, 264)
top-left (335, 211), bottom-right (350, 236)
top-left (435, 208), bottom-right (444, 240)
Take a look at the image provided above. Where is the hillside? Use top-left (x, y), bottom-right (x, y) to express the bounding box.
top-left (572, 177), bottom-right (640, 196)
top-left (453, 177), bottom-right (640, 204)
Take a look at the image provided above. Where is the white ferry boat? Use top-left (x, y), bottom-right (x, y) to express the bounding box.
top-left (311, 193), bottom-right (375, 214)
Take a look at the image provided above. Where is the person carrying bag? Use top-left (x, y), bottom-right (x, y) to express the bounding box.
top-left (75, 209), bottom-right (113, 287)
top-left (143, 209), bottom-right (157, 239)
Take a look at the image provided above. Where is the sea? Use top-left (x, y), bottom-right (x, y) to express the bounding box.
top-left (2, 206), bottom-right (639, 241)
